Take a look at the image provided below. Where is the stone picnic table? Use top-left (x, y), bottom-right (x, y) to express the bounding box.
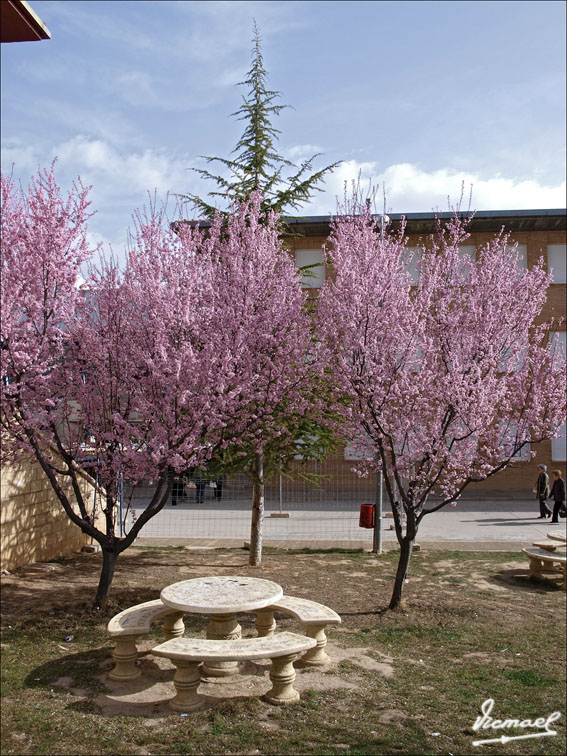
top-left (108, 574), bottom-right (341, 710)
top-left (160, 575), bottom-right (284, 678)
top-left (523, 530), bottom-right (567, 591)
top-left (532, 529), bottom-right (567, 553)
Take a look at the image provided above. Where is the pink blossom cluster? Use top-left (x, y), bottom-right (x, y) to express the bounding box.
top-left (1, 168), bottom-right (94, 466)
top-left (1, 171), bottom-right (317, 513)
top-left (318, 201), bottom-right (566, 512)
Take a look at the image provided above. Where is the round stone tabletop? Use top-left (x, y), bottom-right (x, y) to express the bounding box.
top-left (547, 530), bottom-right (567, 543)
top-left (160, 575), bottom-right (283, 614)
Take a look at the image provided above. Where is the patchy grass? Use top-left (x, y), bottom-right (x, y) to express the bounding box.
top-left (1, 547), bottom-right (565, 755)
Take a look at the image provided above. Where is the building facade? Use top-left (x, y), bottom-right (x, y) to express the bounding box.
top-left (284, 209), bottom-right (566, 497)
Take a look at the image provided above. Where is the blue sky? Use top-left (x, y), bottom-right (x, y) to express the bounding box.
top-left (1, 0), bottom-right (566, 256)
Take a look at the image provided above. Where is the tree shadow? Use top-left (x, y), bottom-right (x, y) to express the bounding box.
top-left (24, 645), bottom-right (276, 719)
top-left (460, 517), bottom-right (547, 526)
top-left (122, 550), bottom-right (250, 569)
top-left (24, 646), bottom-right (112, 691)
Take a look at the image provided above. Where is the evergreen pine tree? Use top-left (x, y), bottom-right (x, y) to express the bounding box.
top-left (181, 21), bottom-right (340, 220)
top-left (180, 24), bottom-right (342, 566)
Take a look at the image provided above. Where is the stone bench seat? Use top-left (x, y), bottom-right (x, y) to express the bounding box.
top-left (107, 599), bottom-right (185, 681)
top-left (532, 540), bottom-right (563, 553)
top-left (151, 632), bottom-right (316, 711)
top-left (522, 548), bottom-right (567, 590)
top-left (254, 595), bottom-right (341, 665)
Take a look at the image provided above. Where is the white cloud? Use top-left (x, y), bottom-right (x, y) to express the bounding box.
top-left (171, 0), bottom-right (306, 60)
top-left (86, 229), bottom-right (112, 255)
top-left (303, 160), bottom-right (567, 216)
top-left (1, 136), bottom-right (203, 263)
top-left (1, 141), bottom-right (42, 175)
top-left (53, 136), bottom-right (191, 198)
top-left (113, 71), bottom-right (157, 106)
top-left (4, 138), bottom-right (564, 267)
top-left (287, 144), bottom-right (323, 160)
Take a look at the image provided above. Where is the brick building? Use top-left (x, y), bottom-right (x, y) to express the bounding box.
top-left (283, 208), bottom-right (566, 497)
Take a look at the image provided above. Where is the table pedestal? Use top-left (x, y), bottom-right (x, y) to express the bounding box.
top-left (264, 653), bottom-right (301, 704)
top-left (168, 660), bottom-right (205, 712)
top-left (202, 613), bottom-right (241, 678)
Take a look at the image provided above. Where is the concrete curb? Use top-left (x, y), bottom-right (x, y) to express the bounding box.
top-left (133, 537), bottom-right (539, 552)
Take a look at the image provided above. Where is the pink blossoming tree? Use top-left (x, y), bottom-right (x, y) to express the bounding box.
top-left (1, 166), bottom-right (320, 605)
top-left (182, 194), bottom-right (326, 567)
top-left (1, 168), bottom-right (233, 607)
top-left (318, 197), bottom-right (566, 609)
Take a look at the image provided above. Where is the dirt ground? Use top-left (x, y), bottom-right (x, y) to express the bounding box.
top-left (1, 548), bottom-right (403, 712)
top-left (2, 544), bottom-right (567, 756)
top-left (2, 543), bottom-right (563, 717)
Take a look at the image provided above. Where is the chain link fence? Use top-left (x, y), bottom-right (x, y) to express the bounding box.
top-left (123, 454), bottom-right (389, 543)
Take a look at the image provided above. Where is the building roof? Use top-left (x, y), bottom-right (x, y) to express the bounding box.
top-left (174, 208), bottom-right (567, 236)
top-left (1, 0), bottom-right (50, 43)
top-left (283, 209), bottom-right (567, 236)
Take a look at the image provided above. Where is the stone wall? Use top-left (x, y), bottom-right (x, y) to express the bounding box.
top-left (1, 458), bottom-right (99, 571)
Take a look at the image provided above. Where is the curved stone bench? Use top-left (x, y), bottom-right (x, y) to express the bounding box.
top-left (532, 540), bottom-right (563, 554)
top-left (522, 548), bottom-right (567, 591)
top-left (151, 632), bottom-right (316, 711)
top-left (107, 599), bottom-right (186, 681)
top-left (529, 542), bottom-right (564, 573)
top-left (254, 595), bottom-right (341, 665)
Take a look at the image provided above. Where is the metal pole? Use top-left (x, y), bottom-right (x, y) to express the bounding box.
top-left (90, 468), bottom-right (98, 545)
top-left (279, 473), bottom-right (283, 514)
top-left (372, 470), bottom-right (383, 554)
top-left (119, 472), bottom-right (123, 537)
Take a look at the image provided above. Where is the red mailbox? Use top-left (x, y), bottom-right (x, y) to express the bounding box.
top-left (359, 502), bottom-right (375, 529)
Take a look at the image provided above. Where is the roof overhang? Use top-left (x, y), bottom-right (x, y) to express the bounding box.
top-left (174, 209), bottom-right (567, 237)
top-left (1, 0), bottom-right (50, 43)
top-left (282, 209), bottom-right (567, 236)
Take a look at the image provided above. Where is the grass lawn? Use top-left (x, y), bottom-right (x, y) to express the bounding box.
top-left (1, 546), bottom-right (565, 755)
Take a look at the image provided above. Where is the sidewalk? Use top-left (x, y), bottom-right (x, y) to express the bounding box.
top-left (133, 498), bottom-right (567, 551)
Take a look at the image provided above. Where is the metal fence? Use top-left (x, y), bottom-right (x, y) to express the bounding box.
top-left (123, 456), bottom-right (386, 544)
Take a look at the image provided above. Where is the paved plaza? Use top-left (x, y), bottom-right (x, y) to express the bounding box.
top-left (132, 496), bottom-right (567, 551)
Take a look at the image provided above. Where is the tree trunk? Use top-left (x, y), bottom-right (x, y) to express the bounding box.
top-left (389, 503), bottom-right (418, 610)
top-left (249, 452), bottom-right (264, 567)
top-left (94, 545), bottom-right (119, 610)
top-left (389, 536), bottom-right (414, 610)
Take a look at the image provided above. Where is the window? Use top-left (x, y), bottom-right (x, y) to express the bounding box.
top-left (552, 424), bottom-right (567, 462)
top-left (501, 423), bottom-right (531, 462)
top-left (344, 434), bottom-right (374, 461)
top-left (293, 434), bottom-right (319, 460)
top-left (498, 343), bottom-right (527, 373)
top-left (549, 331), bottom-right (566, 370)
top-left (458, 245), bottom-right (476, 277)
top-left (459, 245), bottom-right (476, 260)
top-left (505, 243), bottom-right (527, 270)
top-left (510, 442), bottom-right (531, 462)
top-left (401, 339), bottom-right (423, 372)
top-left (548, 244), bottom-right (567, 283)
top-left (403, 247), bottom-right (422, 285)
top-left (403, 245), bottom-right (475, 282)
top-left (295, 248), bottom-right (324, 288)
top-left (444, 421), bottom-right (479, 466)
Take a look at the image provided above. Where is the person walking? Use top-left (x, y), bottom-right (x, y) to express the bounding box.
top-left (548, 470), bottom-right (566, 523)
top-left (171, 474), bottom-right (188, 506)
top-left (214, 475), bottom-right (225, 500)
top-left (188, 467), bottom-right (207, 504)
top-left (535, 463), bottom-right (551, 518)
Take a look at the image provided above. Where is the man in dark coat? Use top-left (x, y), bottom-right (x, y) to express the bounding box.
top-left (549, 470), bottom-right (566, 523)
top-left (535, 464), bottom-right (551, 518)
